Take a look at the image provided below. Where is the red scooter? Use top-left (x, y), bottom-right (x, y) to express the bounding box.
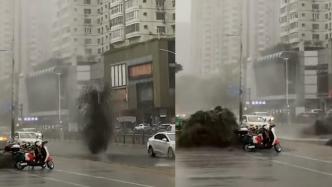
top-left (242, 124), bottom-right (282, 153)
top-left (14, 142), bottom-right (54, 170)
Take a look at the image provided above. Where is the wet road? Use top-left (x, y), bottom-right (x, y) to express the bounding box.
top-left (0, 140), bottom-right (174, 187)
top-left (176, 140), bottom-right (332, 187)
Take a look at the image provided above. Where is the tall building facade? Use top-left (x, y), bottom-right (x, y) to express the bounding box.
top-left (247, 0), bottom-right (280, 59)
top-left (0, 0), bottom-right (15, 81)
top-left (109, 0), bottom-right (175, 47)
top-left (190, 0), bottom-right (243, 76)
top-left (280, 0), bottom-right (332, 50)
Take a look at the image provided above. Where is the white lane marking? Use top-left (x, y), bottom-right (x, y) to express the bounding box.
top-left (4, 169), bottom-right (90, 187)
top-left (35, 175), bottom-right (90, 187)
top-left (283, 152), bottom-right (332, 164)
top-left (280, 137), bottom-right (329, 142)
top-left (56, 169), bottom-right (154, 187)
top-left (273, 160), bottom-right (332, 177)
top-left (249, 155), bottom-right (332, 177)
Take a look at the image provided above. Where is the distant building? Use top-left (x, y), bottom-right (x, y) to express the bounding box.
top-left (280, 0), bottom-right (332, 50)
top-left (252, 42), bottom-right (332, 116)
top-left (104, 38), bottom-right (175, 123)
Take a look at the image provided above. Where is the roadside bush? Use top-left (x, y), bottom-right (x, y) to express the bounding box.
top-left (177, 106), bottom-right (238, 147)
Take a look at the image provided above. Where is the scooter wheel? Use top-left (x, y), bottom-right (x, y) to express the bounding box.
top-left (243, 144), bottom-right (252, 152)
top-left (47, 160), bottom-right (54, 170)
top-left (15, 162), bottom-right (25, 170)
top-left (274, 144), bottom-right (282, 153)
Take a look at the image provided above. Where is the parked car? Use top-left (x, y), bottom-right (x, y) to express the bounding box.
top-left (13, 131), bottom-right (42, 145)
top-left (241, 115), bottom-right (267, 128)
top-left (253, 112), bottom-right (274, 122)
top-left (0, 126), bottom-right (10, 150)
top-left (147, 132), bottom-right (175, 159)
top-left (133, 123), bottom-right (150, 131)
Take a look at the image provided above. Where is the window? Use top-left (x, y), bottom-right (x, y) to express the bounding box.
top-left (302, 3), bottom-right (305, 7)
top-left (84, 0), bottom-right (91, 4)
top-left (84, 18), bottom-right (92, 24)
top-left (111, 28), bottom-right (124, 39)
top-left (85, 48), bottom-right (92, 55)
top-left (313, 34), bottom-right (320, 40)
top-left (85, 27), bottom-right (91, 34)
top-left (157, 26), bottom-right (165, 33)
top-left (85, 38), bottom-right (92, 44)
top-left (302, 23), bottom-right (305, 27)
top-left (110, 16), bottom-right (124, 26)
top-left (326, 24), bottom-right (328, 29)
top-left (126, 11), bottom-right (138, 21)
top-left (156, 12), bottom-right (165, 20)
top-left (326, 34), bottom-right (329, 39)
top-left (154, 134), bottom-right (163, 140)
top-left (111, 64), bottom-right (127, 87)
top-left (143, 0), bottom-right (146, 2)
top-left (302, 13), bottom-right (305, 17)
top-left (173, 13), bottom-right (175, 20)
top-left (156, 0), bottom-right (164, 7)
top-left (126, 23), bottom-right (139, 34)
top-left (84, 9), bottom-right (91, 14)
top-left (172, 0), bottom-right (175, 7)
top-left (302, 33), bottom-right (305, 37)
top-left (312, 4), bottom-right (319, 9)
top-left (313, 24), bottom-right (319, 29)
top-left (125, 0), bottom-right (134, 8)
top-left (144, 25), bottom-right (148, 29)
top-left (326, 14), bottom-right (329, 19)
top-left (111, 4), bottom-right (123, 14)
top-left (143, 12), bottom-right (147, 16)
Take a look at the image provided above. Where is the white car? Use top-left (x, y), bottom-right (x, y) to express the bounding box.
top-left (133, 124), bottom-right (150, 131)
top-left (14, 131), bottom-right (42, 145)
top-left (147, 132), bottom-right (175, 159)
top-left (253, 112), bottom-right (274, 122)
top-left (242, 115), bottom-right (267, 128)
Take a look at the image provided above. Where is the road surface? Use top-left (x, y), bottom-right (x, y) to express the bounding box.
top-left (0, 140), bottom-right (174, 187)
top-left (176, 140), bottom-right (332, 187)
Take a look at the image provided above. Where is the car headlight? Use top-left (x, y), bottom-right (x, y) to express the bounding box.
top-left (0, 136), bottom-right (8, 141)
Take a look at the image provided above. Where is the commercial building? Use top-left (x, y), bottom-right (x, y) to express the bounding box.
top-left (104, 38), bottom-right (175, 123)
top-left (280, 0), bottom-right (332, 50)
top-left (251, 42), bottom-right (332, 117)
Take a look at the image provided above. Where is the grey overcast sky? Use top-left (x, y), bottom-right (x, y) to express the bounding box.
top-left (176, 0), bottom-right (191, 22)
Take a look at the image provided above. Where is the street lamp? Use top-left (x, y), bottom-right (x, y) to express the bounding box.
top-left (55, 72), bottom-right (62, 126)
top-left (279, 51), bottom-right (299, 125)
top-left (0, 49), bottom-right (15, 138)
top-left (225, 34), bottom-right (243, 124)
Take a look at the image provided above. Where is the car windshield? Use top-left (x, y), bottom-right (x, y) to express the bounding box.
top-left (19, 133), bottom-right (37, 139)
top-left (247, 116), bottom-right (264, 122)
top-left (167, 134), bottom-right (175, 141)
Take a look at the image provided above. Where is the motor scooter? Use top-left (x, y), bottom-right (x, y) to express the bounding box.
top-left (240, 124), bottom-right (282, 153)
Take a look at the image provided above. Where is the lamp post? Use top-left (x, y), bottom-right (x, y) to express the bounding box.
top-left (0, 49), bottom-right (15, 138)
top-left (225, 34), bottom-right (243, 124)
top-left (55, 72), bottom-right (62, 126)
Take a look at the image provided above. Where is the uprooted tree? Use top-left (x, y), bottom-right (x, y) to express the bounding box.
top-left (177, 106), bottom-right (239, 147)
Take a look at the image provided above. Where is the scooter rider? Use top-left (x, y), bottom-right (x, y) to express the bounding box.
top-left (34, 141), bottom-right (49, 164)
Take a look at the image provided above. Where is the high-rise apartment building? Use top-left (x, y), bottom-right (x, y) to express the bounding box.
top-left (280, 0), bottom-right (332, 50)
top-left (52, 0), bottom-right (175, 62)
top-left (247, 0), bottom-right (280, 59)
top-left (190, 0), bottom-right (243, 76)
top-left (52, 0), bottom-right (100, 66)
top-left (0, 0), bottom-right (15, 81)
top-left (109, 0), bottom-right (175, 47)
